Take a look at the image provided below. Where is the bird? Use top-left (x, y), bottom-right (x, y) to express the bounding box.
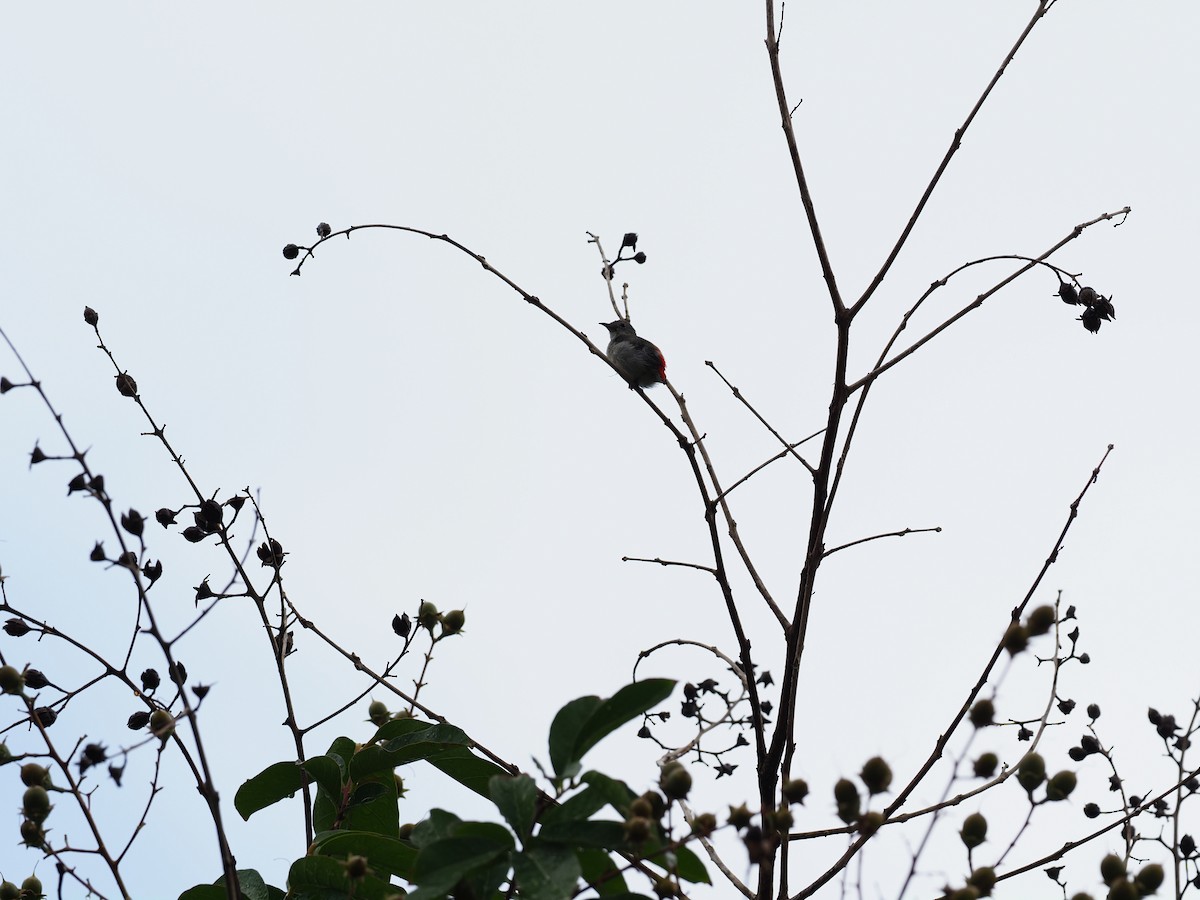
top-left (601, 320), bottom-right (666, 389)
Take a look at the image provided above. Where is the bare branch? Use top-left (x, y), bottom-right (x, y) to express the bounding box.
top-left (851, 2), bottom-right (1053, 315)
top-left (790, 445), bottom-right (1115, 900)
top-left (706, 361), bottom-right (817, 476)
top-left (714, 430), bottom-right (825, 505)
top-left (622, 556), bottom-right (717, 575)
top-left (764, 0), bottom-right (843, 312)
top-left (847, 208), bottom-right (1131, 396)
top-left (822, 526), bottom-right (942, 558)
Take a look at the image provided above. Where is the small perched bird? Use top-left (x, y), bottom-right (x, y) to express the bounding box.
top-left (601, 320), bottom-right (666, 389)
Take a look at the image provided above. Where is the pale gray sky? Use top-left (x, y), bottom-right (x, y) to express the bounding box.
top-left (1, 3), bottom-right (1197, 897)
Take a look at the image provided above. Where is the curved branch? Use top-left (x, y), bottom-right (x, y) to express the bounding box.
top-left (847, 208), bottom-right (1131, 397)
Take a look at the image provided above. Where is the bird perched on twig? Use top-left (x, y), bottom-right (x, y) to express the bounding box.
top-left (601, 320), bottom-right (666, 389)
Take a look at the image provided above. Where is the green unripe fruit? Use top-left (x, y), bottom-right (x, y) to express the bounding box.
top-left (960, 812), bottom-right (988, 849)
top-left (1026, 605), bottom-right (1056, 636)
top-left (836, 799), bottom-right (861, 825)
top-left (629, 797), bottom-right (654, 819)
top-left (343, 855), bottom-right (369, 880)
top-left (0, 882), bottom-right (16, 900)
top-left (20, 876), bottom-right (42, 897)
top-left (659, 761), bottom-right (692, 800)
top-left (782, 777), bottom-right (809, 805)
top-left (19, 763), bottom-right (49, 787)
top-left (1002, 623), bottom-right (1029, 655)
top-left (149, 709), bottom-right (175, 738)
top-left (857, 811), bottom-right (884, 836)
top-left (624, 815), bottom-right (653, 843)
top-left (1046, 770), bottom-right (1077, 801)
top-left (728, 803), bottom-right (753, 830)
top-left (441, 609), bottom-right (465, 635)
top-left (860, 756), bottom-right (893, 795)
top-left (398, 823), bottom-right (415, 840)
top-left (1100, 854), bottom-right (1127, 886)
top-left (1107, 879), bottom-right (1138, 900)
top-left (19, 818), bottom-right (45, 847)
top-left (0, 665), bottom-right (24, 695)
top-left (22, 785), bottom-right (51, 822)
top-left (834, 778), bottom-right (859, 804)
top-left (973, 753), bottom-right (998, 778)
top-left (1068, 894), bottom-right (1096, 900)
top-left (1016, 753), bottom-right (1046, 793)
top-left (968, 867), bottom-right (996, 897)
top-left (834, 778), bottom-right (861, 824)
top-left (368, 701), bottom-right (390, 726)
top-left (947, 889), bottom-right (980, 900)
top-left (0, 743), bottom-right (10, 764)
top-left (639, 791), bottom-right (666, 819)
top-left (1135, 863), bottom-right (1164, 895)
top-left (691, 812), bottom-right (717, 837)
top-left (417, 601), bottom-right (440, 631)
top-left (969, 699), bottom-right (995, 728)
top-left (650, 876), bottom-right (674, 899)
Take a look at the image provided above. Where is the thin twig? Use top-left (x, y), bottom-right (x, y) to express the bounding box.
top-left (850, 1), bottom-right (1054, 316)
top-left (822, 526), bottom-right (942, 558)
top-left (622, 556), bottom-right (717, 575)
top-left (847, 208), bottom-right (1131, 396)
top-left (790, 445), bottom-right (1115, 900)
top-left (706, 361), bottom-right (816, 476)
top-left (713, 432), bottom-right (825, 505)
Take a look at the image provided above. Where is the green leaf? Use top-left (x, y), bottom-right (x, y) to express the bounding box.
top-left (538, 819), bottom-right (628, 850)
top-left (490, 773), bottom-right (538, 842)
top-left (354, 723), bottom-right (474, 776)
top-left (370, 715), bottom-right (437, 742)
top-left (428, 744), bottom-right (511, 798)
top-left (234, 755), bottom-right (349, 822)
top-left (548, 695), bottom-right (602, 780)
top-left (576, 848), bottom-right (630, 896)
top-left (409, 829), bottom-right (514, 900)
top-left (224, 869), bottom-right (275, 900)
top-left (572, 680), bottom-right (675, 766)
top-left (313, 783), bottom-right (337, 835)
top-left (628, 830), bottom-right (710, 888)
top-left (541, 771), bottom-right (635, 825)
top-left (454, 821), bottom-right (518, 844)
top-left (326, 736), bottom-right (358, 779)
top-left (548, 682), bottom-right (675, 780)
top-left (672, 845), bottom-right (711, 884)
top-left (310, 830), bottom-right (417, 881)
top-left (304, 755), bottom-right (342, 803)
top-left (512, 842), bottom-right (581, 900)
top-left (286, 855), bottom-right (397, 900)
top-left (177, 887), bottom-right (225, 900)
top-left (348, 781), bottom-right (388, 807)
top-left (582, 771), bottom-right (638, 812)
top-left (637, 842), bottom-right (711, 885)
top-left (342, 771), bottom-right (401, 838)
top-left (234, 761), bottom-right (305, 821)
top-left (540, 784), bottom-right (609, 825)
top-left (409, 809), bottom-right (463, 848)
